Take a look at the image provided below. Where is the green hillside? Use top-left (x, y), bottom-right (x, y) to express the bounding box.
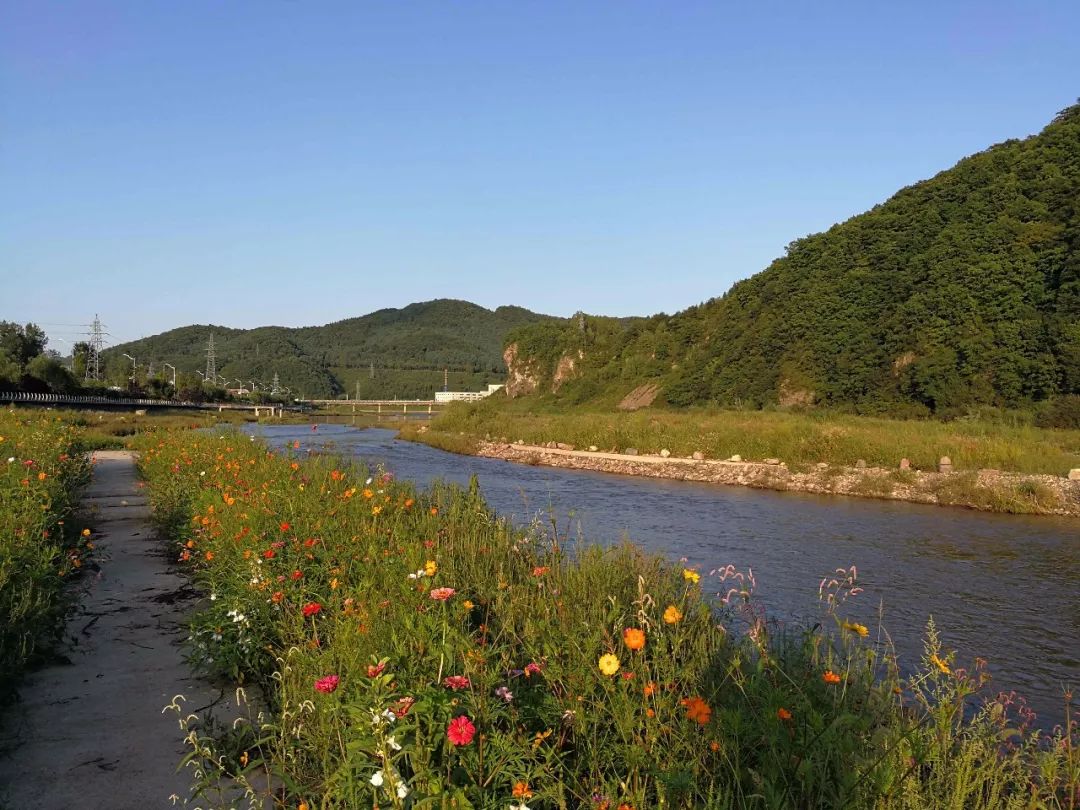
top-left (103, 300), bottom-right (554, 399)
top-left (506, 102), bottom-right (1080, 416)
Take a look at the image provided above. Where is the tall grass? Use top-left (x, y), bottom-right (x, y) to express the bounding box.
top-left (136, 430), bottom-right (1078, 808)
top-left (428, 400), bottom-right (1080, 475)
top-left (0, 410), bottom-right (93, 699)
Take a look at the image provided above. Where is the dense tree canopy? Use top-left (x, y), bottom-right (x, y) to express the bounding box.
top-left (507, 102), bottom-right (1080, 416)
top-left (104, 300), bottom-right (554, 399)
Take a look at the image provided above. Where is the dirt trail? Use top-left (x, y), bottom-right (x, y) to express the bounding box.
top-left (0, 451), bottom-right (226, 809)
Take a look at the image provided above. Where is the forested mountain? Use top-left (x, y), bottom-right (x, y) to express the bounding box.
top-left (506, 102), bottom-right (1080, 416)
top-left (104, 300), bottom-right (553, 399)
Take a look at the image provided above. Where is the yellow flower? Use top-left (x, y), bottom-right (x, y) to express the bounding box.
top-left (239, 751), bottom-right (249, 767)
top-left (424, 560), bottom-right (438, 576)
top-left (463, 600), bottom-right (475, 610)
top-left (930, 653), bottom-right (951, 675)
top-left (598, 653), bottom-right (621, 676)
top-left (842, 621), bottom-right (869, 638)
top-left (682, 569), bottom-right (700, 584)
top-left (371, 505), bottom-right (382, 515)
top-left (81, 528), bottom-right (91, 537)
top-left (330, 578), bottom-right (339, 590)
top-left (663, 605), bottom-right (683, 624)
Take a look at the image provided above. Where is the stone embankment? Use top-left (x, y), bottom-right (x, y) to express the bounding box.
top-left (475, 441), bottom-right (1080, 516)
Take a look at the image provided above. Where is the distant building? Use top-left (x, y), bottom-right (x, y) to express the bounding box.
top-left (434, 383), bottom-right (504, 403)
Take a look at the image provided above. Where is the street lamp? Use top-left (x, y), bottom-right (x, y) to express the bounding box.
top-left (163, 363), bottom-right (176, 387)
top-left (122, 353), bottom-right (136, 382)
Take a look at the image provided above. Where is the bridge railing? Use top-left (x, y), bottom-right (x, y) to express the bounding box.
top-left (1, 391), bottom-right (292, 411)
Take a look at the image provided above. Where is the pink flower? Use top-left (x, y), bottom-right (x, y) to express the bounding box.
top-left (367, 662), bottom-right (386, 678)
top-left (447, 715), bottom-right (476, 746)
top-left (314, 675), bottom-right (340, 694)
top-left (430, 587), bottom-right (456, 601)
top-left (302, 602), bottom-right (322, 617)
top-left (523, 662), bottom-right (543, 677)
top-left (392, 696), bottom-right (415, 718)
top-left (443, 675), bottom-right (471, 690)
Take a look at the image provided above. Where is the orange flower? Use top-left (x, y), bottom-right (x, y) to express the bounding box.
top-left (663, 605), bottom-right (683, 624)
top-left (512, 781), bottom-right (533, 799)
top-left (777, 707), bottom-right (792, 721)
top-left (643, 681), bottom-right (657, 697)
top-left (681, 696), bottom-right (712, 725)
top-left (822, 670), bottom-right (842, 685)
top-left (623, 627), bottom-right (646, 651)
top-left (709, 740), bottom-right (720, 752)
top-left (205, 551), bottom-right (214, 561)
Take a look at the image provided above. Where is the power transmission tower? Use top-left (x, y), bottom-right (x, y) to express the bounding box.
top-left (205, 333), bottom-right (217, 382)
top-left (85, 314), bottom-right (105, 381)
top-left (271, 372), bottom-right (280, 396)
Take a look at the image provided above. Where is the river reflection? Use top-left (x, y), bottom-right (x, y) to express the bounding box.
top-left (244, 423), bottom-right (1079, 726)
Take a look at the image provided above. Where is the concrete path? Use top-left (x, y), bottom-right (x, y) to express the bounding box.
top-left (0, 451), bottom-right (228, 809)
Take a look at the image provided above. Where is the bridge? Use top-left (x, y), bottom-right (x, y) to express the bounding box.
top-left (304, 399), bottom-right (443, 415)
top-left (2, 391), bottom-right (288, 417)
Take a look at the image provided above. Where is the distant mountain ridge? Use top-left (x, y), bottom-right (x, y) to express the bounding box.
top-left (104, 300), bottom-right (555, 399)
top-left (504, 102), bottom-right (1080, 415)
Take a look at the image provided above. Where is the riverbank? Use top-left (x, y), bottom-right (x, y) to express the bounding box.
top-left (403, 428), bottom-right (1080, 516)
top-left (133, 428), bottom-right (1080, 807)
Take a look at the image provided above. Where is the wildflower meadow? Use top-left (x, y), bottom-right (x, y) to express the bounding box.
top-left (133, 428), bottom-right (1077, 808)
top-left (0, 410), bottom-right (92, 699)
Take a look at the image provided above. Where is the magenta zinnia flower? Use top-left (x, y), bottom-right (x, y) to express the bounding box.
top-left (447, 715), bottom-right (476, 746)
top-left (314, 675), bottom-right (340, 694)
top-left (443, 675), bottom-right (471, 690)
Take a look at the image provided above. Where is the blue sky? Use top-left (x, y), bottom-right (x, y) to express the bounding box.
top-left (2, 1), bottom-right (1078, 346)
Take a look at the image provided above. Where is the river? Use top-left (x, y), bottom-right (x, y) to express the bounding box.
top-left (243, 423), bottom-right (1079, 727)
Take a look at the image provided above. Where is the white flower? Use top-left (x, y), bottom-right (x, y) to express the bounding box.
top-left (6, 457), bottom-right (14, 463)
top-left (365, 477), bottom-right (373, 485)
top-left (209, 593), bottom-right (217, 601)
top-left (369, 770), bottom-right (384, 787)
top-left (199, 471), bottom-right (206, 476)
top-left (386, 735), bottom-right (401, 751)
top-left (396, 783), bottom-right (409, 799)
top-left (510, 803), bottom-right (531, 810)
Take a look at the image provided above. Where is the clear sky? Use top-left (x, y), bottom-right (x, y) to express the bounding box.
top-left (2, 1), bottom-right (1078, 347)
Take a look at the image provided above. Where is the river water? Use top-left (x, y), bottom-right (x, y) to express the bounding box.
top-left (243, 423), bottom-right (1079, 727)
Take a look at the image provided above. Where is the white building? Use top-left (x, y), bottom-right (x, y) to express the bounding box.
top-left (434, 384), bottom-right (504, 403)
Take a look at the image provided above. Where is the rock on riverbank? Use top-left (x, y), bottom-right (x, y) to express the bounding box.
top-left (473, 442), bottom-right (1080, 516)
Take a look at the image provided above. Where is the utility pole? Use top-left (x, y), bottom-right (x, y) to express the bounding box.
top-left (205, 332), bottom-right (217, 382)
top-left (271, 372), bottom-right (280, 396)
top-left (85, 314), bottom-right (105, 381)
top-left (369, 361), bottom-right (374, 379)
top-left (443, 367), bottom-right (448, 392)
top-left (163, 363), bottom-right (176, 387)
top-left (355, 380), bottom-right (360, 400)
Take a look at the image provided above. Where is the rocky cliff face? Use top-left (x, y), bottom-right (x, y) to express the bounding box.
top-left (503, 343), bottom-right (582, 397)
top-left (503, 343), bottom-right (539, 397)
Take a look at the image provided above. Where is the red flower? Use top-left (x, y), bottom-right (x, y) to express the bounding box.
top-left (263, 549), bottom-right (276, 559)
top-left (523, 662), bottom-right (543, 677)
top-left (291, 570), bottom-right (303, 580)
top-left (447, 715), bottom-right (476, 746)
top-left (443, 675), bottom-right (471, 690)
top-left (280, 522), bottom-right (291, 532)
top-left (391, 696), bottom-right (415, 718)
top-left (430, 587), bottom-right (456, 601)
top-left (367, 662), bottom-right (386, 678)
top-left (302, 602), bottom-right (322, 617)
top-left (314, 675), bottom-right (339, 693)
